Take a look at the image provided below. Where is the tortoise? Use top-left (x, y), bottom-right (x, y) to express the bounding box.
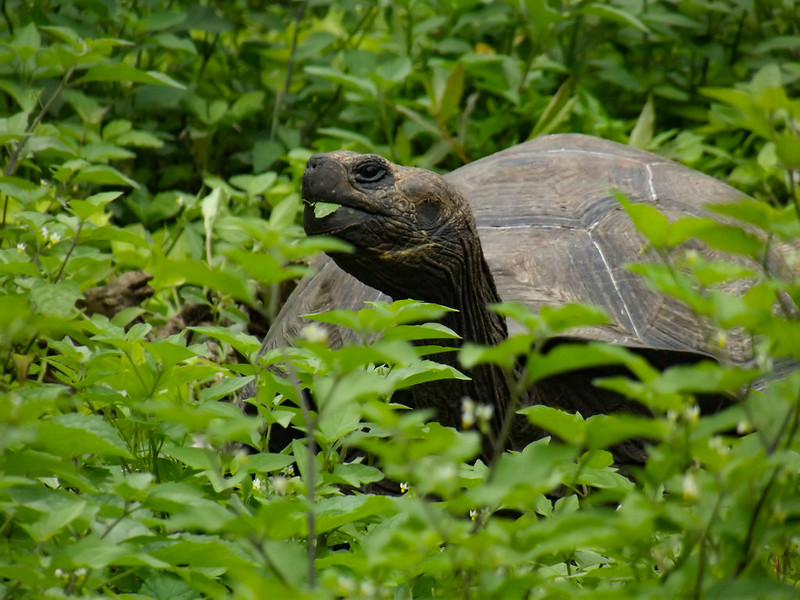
top-left (260, 133), bottom-right (789, 461)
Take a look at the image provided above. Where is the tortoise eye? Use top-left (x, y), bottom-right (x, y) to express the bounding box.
top-left (354, 161), bottom-right (386, 184)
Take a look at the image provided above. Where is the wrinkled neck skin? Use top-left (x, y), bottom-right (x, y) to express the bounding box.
top-left (332, 233), bottom-right (511, 453)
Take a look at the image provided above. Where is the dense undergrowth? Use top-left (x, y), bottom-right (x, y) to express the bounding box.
top-left (1, 1), bottom-right (800, 598)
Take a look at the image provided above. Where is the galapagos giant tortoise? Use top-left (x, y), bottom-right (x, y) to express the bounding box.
top-left (260, 133), bottom-right (793, 460)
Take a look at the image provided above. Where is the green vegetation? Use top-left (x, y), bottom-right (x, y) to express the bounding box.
top-left (1, 1), bottom-right (799, 597)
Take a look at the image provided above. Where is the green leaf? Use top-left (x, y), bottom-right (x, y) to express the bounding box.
top-left (37, 413), bottom-right (133, 458)
top-left (527, 342), bottom-right (644, 384)
top-left (77, 62), bottom-right (186, 88)
top-left (140, 574), bottom-right (198, 600)
top-left (73, 164), bottom-right (138, 187)
top-left (617, 193), bottom-right (670, 249)
top-left (305, 65), bottom-right (377, 97)
top-left (246, 453), bottom-right (295, 474)
top-left (529, 78), bottom-right (576, 139)
top-left (69, 191), bottom-right (123, 219)
top-left (522, 0), bottom-right (563, 37)
top-left (460, 335), bottom-right (535, 371)
top-left (230, 90), bottom-right (265, 119)
top-left (116, 129), bottom-right (164, 148)
top-left (437, 62), bottom-right (464, 121)
top-left (519, 405), bottom-right (587, 445)
top-left (139, 10), bottom-right (188, 32)
top-left (229, 172), bottom-right (277, 196)
top-left (630, 94), bottom-right (655, 149)
top-left (383, 322), bottom-right (460, 341)
top-left (10, 23), bottom-right (41, 60)
top-left (198, 375), bottom-right (254, 402)
top-left (582, 3), bottom-right (650, 33)
top-left (25, 498), bottom-right (87, 542)
top-left (0, 262), bottom-right (38, 277)
top-left (315, 495), bottom-right (393, 534)
top-left (775, 131), bottom-right (800, 170)
top-left (313, 201), bottom-right (341, 218)
top-left (152, 258), bottom-right (255, 304)
top-left (30, 280), bottom-right (81, 319)
top-left (585, 414), bottom-right (665, 450)
top-left (189, 326), bottom-right (262, 359)
top-left (375, 57), bottom-right (412, 83)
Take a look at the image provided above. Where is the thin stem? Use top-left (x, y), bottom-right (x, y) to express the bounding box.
top-left (1, 0), bottom-right (13, 35)
top-left (692, 489), bottom-right (725, 599)
top-left (3, 67), bottom-right (74, 180)
top-left (435, 114), bottom-right (470, 164)
top-left (732, 467), bottom-right (779, 578)
top-left (278, 348), bottom-right (319, 589)
top-left (271, 2), bottom-right (307, 142)
top-left (53, 220), bottom-right (83, 283)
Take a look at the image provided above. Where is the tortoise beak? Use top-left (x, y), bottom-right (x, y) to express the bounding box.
top-left (302, 154), bottom-right (348, 204)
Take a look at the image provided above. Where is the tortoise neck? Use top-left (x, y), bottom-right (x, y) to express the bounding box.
top-left (435, 242), bottom-right (507, 347)
top-left (407, 240), bottom-right (511, 457)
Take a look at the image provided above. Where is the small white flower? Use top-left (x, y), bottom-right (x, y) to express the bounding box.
top-left (359, 580), bottom-right (376, 595)
top-left (253, 477), bottom-right (263, 490)
top-left (715, 331), bottom-right (727, 348)
top-left (736, 419), bottom-right (753, 435)
top-left (709, 436), bottom-right (730, 455)
top-left (300, 323), bottom-right (328, 344)
top-left (336, 575), bottom-right (356, 595)
top-left (461, 397), bottom-right (476, 429)
top-left (682, 405), bottom-right (699, 424)
top-left (50, 231), bottom-right (61, 245)
top-left (41, 226), bottom-right (49, 240)
top-left (475, 403), bottom-right (494, 423)
top-left (682, 472), bottom-right (698, 501)
top-left (16, 242), bottom-right (26, 253)
top-left (74, 568), bottom-right (87, 580)
top-left (431, 463), bottom-right (457, 486)
top-left (469, 509), bottom-right (478, 521)
top-left (191, 434), bottom-right (212, 449)
top-left (400, 482), bottom-right (409, 494)
top-left (272, 475), bottom-right (288, 495)
top-left (281, 464), bottom-right (295, 477)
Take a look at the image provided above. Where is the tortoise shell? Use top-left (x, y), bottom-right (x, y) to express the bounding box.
top-left (265, 134), bottom-right (769, 361)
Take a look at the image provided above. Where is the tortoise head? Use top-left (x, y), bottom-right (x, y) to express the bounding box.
top-left (302, 151), bottom-right (481, 302)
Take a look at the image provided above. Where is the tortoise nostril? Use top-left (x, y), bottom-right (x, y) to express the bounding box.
top-left (306, 154), bottom-right (323, 172)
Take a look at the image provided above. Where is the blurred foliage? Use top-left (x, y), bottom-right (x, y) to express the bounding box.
top-left (1, 0), bottom-right (800, 598)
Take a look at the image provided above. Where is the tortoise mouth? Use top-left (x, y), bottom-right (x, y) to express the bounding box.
top-left (301, 157), bottom-right (386, 238)
top-left (302, 195), bottom-right (380, 240)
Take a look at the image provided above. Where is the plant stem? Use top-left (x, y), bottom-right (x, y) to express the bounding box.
top-left (278, 348), bottom-right (319, 589)
top-left (53, 220), bottom-right (83, 283)
top-left (3, 67), bottom-right (74, 180)
top-left (271, 1), bottom-right (307, 142)
top-left (1, 0), bottom-right (13, 35)
top-left (693, 489), bottom-right (724, 599)
top-left (733, 467), bottom-right (779, 578)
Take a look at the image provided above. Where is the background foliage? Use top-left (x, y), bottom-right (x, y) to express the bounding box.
top-left (1, 0), bottom-right (800, 598)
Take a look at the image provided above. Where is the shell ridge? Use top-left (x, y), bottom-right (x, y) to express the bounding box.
top-left (589, 233), bottom-right (641, 340)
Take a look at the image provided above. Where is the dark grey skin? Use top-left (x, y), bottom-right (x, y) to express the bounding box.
top-left (302, 152), bottom-right (512, 453)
